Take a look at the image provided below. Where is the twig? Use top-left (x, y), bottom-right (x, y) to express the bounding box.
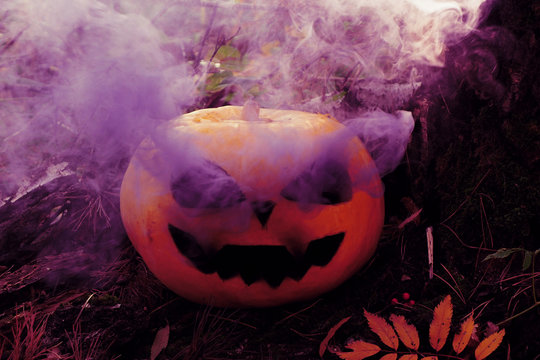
top-left (479, 195), bottom-right (494, 248)
top-left (440, 223), bottom-right (493, 251)
top-left (289, 328), bottom-right (322, 341)
top-left (497, 251), bottom-right (539, 327)
top-left (74, 293), bottom-right (94, 325)
top-left (195, 5), bottom-right (218, 66)
top-left (149, 297), bottom-right (181, 315)
top-left (468, 267), bottom-right (489, 301)
top-left (440, 263), bottom-right (466, 304)
top-left (533, 253), bottom-right (537, 303)
top-left (0, 30), bottom-right (25, 56)
top-left (433, 272), bottom-right (466, 305)
top-left (427, 227), bottom-right (434, 280)
top-left (498, 272), bottom-right (539, 283)
top-left (469, 299), bottom-right (493, 321)
top-left (441, 169), bottom-right (492, 224)
top-left (209, 314), bottom-right (257, 330)
top-left (276, 299), bottom-right (322, 325)
top-left (497, 301), bottom-right (539, 327)
top-left (419, 98), bottom-right (429, 164)
top-left (439, 85), bottom-right (451, 114)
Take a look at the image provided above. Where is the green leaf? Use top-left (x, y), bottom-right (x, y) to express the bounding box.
top-left (483, 248), bottom-right (524, 262)
top-left (204, 71), bottom-right (233, 93)
top-left (215, 45), bottom-right (241, 61)
top-left (332, 91), bottom-right (347, 102)
top-left (213, 45), bottom-right (245, 71)
top-left (522, 251), bottom-right (533, 271)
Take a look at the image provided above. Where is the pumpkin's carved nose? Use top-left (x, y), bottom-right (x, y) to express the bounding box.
top-left (251, 200), bottom-right (276, 227)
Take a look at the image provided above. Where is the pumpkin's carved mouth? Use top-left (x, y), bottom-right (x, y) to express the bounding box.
top-left (168, 224), bottom-right (344, 287)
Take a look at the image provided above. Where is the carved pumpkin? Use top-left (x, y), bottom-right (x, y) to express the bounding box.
top-left (120, 103), bottom-right (384, 307)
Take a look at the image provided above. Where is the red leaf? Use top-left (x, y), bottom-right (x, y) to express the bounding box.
top-left (390, 314), bottom-right (420, 350)
top-left (336, 340), bottom-right (381, 360)
top-left (475, 329), bottom-right (505, 360)
top-left (452, 315), bottom-right (475, 354)
top-left (429, 295), bottom-right (453, 351)
top-left (319, 316), bottom-right (351, 358)
top-left (364, 310), bottom-right (399, 350)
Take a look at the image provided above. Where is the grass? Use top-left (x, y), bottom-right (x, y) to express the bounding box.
top-left (494, 250), bottom-right (539, 327)
top-left (0, 0), bottom-right (539, 358)
top-left (0, 305), bottom-right (55, 360)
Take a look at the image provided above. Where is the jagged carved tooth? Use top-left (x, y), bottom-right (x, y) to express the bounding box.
top-left (265, 273), bottom-right (286, 288)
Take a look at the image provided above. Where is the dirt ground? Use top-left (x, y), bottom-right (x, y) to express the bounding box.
top-left (1, 0), bottom-right (539, 359)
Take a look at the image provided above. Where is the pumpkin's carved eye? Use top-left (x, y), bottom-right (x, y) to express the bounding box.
top-left (168, 224), bottom-right (344, 287)
top-left (171, 161), bottom-right (246, 208)
top-left (281, 159), bottom-right (353, 205)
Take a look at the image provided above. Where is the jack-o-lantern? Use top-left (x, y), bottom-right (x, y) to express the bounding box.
top-left (120, 102), bottom-right (384, 307)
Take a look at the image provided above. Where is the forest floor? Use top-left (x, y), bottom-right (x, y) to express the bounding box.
top-left (1, 0), bottom-right (539, 359)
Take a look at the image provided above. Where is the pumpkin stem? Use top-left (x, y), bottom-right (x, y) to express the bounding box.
top-left (242, 100), bottom-right (260, 121)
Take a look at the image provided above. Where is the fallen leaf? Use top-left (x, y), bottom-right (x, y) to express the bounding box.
top-left (389, 314), bottom-right (419, 350)
top-left (522, 250), bottom-right (533, 271)
top-left (336, 340), bottom-right (381, 360)
top-left (319, 316), bottom-right (351, 358)
top-left (475, 329), bottom-right (505, 360)
top-left (364, 310), bottom-right (399, 350)
top-left (429, 295), bottom-right (453, 351)
top-left (421, 357), bottom-right (438, 360)
top-left (453, 315), bottom-right (475, 354)
top-left (482, 248), bottom-right (523, 261)
top-left (150, 324), bottom-right (170, 360)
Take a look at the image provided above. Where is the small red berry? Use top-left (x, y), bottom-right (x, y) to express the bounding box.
top-left (408, 300), bottom-right (415, 306)
top-left (402, 292), bottom-right (410, 301)
top-left (391, 298), bottom-right (399, 305)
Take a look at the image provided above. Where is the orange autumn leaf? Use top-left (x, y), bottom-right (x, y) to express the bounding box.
top-left (364, 310), bottom-right (399, 350)
top-left (389, 314), bottom-right (420, 350)
top-left (452, 315), bottom-right (475, 354)
top-left (474, 329), bottom-right (505, 360)
top-left (398, 355), bottom-right (418, 360)
top-left (429, 295), bottom-right (453, 351)
top-left (336, 340), bottom-right (381, 360)
top-left (421, 357), bottom-right (438, 360)
top-left (380, 354), bottom-right (398, 360)
top-left (319, 316), bottom-right (351, 358)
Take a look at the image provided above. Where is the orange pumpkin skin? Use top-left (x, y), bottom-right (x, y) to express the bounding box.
top-left (120, 106), bottom-right (384, 307)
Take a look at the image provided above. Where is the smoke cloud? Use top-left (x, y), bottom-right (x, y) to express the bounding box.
top-left (1, 0), bottom-right (489, 211)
